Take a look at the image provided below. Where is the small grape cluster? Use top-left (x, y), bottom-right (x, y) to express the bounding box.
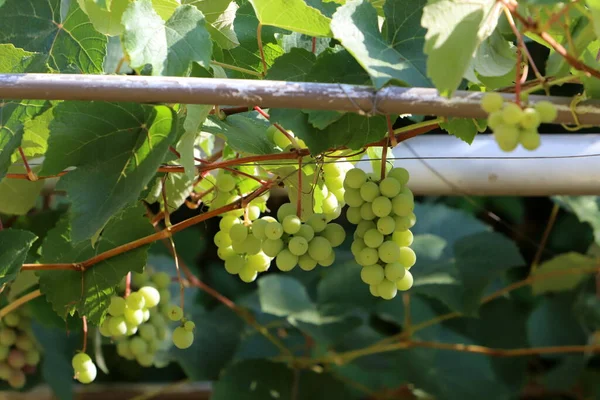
top-left (482, 93), bottom-right (557, 152)
top-left (344, 167), bottom-right (417, 300)
top-left (0, 307), bottom-right (41, 389)
top-left (72, 353), bottom-right (96, 384)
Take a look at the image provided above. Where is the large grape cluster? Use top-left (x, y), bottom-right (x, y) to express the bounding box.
top-left (0, 307), bottom-right (41, 389)
top-left (208, 171), bottom-right (268, 219)
top-left (482, 93), bottom-right (557, 152)
top-left (344, 167), bottom-right (417, 300)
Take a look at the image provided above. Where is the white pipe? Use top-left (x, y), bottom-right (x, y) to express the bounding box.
top-left (355, 134), bottom-right (600, 196)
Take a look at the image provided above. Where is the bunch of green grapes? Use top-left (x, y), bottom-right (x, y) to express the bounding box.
top-left (0, 307), bottom-right (41, 389)
top-left (72, 353), bottom-right (96, 384)
top-left (344, 167), bottom-right (417, 300)
top-left (259, 203), bottom-right (346, 272)
top-left (215, 215), bottom-right (274, 283)
top-left (482, 93), bottom-right (557, 152)
top-left (266, 125), bottom-right (308, 150)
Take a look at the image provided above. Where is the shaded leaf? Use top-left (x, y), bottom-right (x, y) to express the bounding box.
top-left (202, 113), bottom-right (279, 155)
top-left (0, 229), bottom-right (38, 287)
top-left (440, 118), bottom-right (486, 145)
top-left (258, 275), bottom-right (314, 317)
top-left (532, 252), bottom-right (595, 295)
top-left (265, 48), bottom-right (316, 81)
top-left (0, 165), bottom-right (44, 215)
top-left (187, 0), bottom-right (240, 49)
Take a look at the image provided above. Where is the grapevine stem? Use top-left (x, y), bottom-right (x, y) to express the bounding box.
top-left (124, 272), bottom-right (132, 297)
top-left (81, 316), bottom-right (88, 353)
top-left (0, 289), bottom-right (42, 319)
top-left (256, 23), bottom-right (268, 77)
top-left (521, 75), bottom-right (580, 95)
top-left (311, 37), bottom-right (317, 54)
top-left (210, 61), bottom-right (263, 77)
top-left (380, 139), bottom-right (388, 180)
top-left (17, 147), bottom-right (37, 181)
top-left (530, 203), bottom-right (560, 274)
top-left (297, 157), bottom-right (303, 217)
top-left (502, 7), bottom-right (544, 84)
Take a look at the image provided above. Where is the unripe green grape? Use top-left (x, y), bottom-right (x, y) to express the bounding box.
top-left (346, 207), bottom-right (362, 224)
top-left (219, 215), bottom-right (240, 232)
top-left (298, 254), bottom-right (318, 271)
top-left (520, 129), bottom-right (541, 151)
top-left (139, 324), bottom-right (157, 341)
top-left (0, 362), bottom-right (10, 379)
top-left (151, 272), bottom-right (171, 289)
top-left (377, 279), bottom-right (398, 300)
top-left (534, 100), bottom-right (557, 123)
top-left (125, 321), bottom-right (138, 336)
top-left (0, 345), bottom-right (8, 361)
top-left (159, 289), bottom-right (171, 304)
top-left (296, 224), bottom-right (315, 241)
top-left (276, 249), bottom-right (298, 271)
top-left (0, 329), bottom-right (16, 346)
top-left (15, 336), bottom-right (33, 351)
top-left (487, 110), bottom-right (504, 130)
top-left (360, 265), bottom-right (385, 285)
top-left (355, 220), bottom-right (376, 238)
top-left (372, 196), bottom-right (393, 217)
top-left (369, 285), bottom-right (380, 297)
top-left (216, 174), bottom-right (236, 192)
top-left (262, 238), bottom-right (284, 257)
top-left (108, 316), bottom-right (128, 337)
top-left (391, 191), bottom-right (414, 217)
top-left (388, 168), bottom-right (409, 186)
top-left (3, 313), bottom-right (19, 328)
top-left (322, 193), bottom-right (339, 215)
top-left (72, 352), bottom-right (93, 370)
top-left (229, 224), bottom-right (249, 242)
top-left (124, 308), bottom-right (144, 326)
top-left (493, 124), bottom-right (519, 152)
top-left (392, 230), bottom-right (414, 247)
top-left (8, 369), bottom-right (26, 388)
top-left (396, 270), bottom-right (414, 291)
top-left (116, 340), bottom-right (134, 359)
top-left (321, 223), bottom-right (346, 247)
top-left (276, 203), bottom-right (296, 221)
top-left (318, 250), bottom-right (335, 267)
top-left (282, 215), bottom-right (302, 234)
top-left (131, 272), bottom-right (149, 288)
top-left (184, 321), bottom-right (195, 332)
top-left (376, 216), bottom-right (395, 235)
top-left (231, 239), bottom-right (246, 254)
top-left (394, 214), bottom-right (415, 231)
top-left (213, 231), bottom-right (232, 248)
top-left (238, 264), bottom-right (258, 282)
top-left (307, 237), bottom-right (333, 261)
top-left (265, 221), bottom-right (283, 240)
top-left (307, 214), bottom-right (327, 233)
top-left (137, 353), bottom-right (155, 367)
top-left (76, 362), bottom-right (97, 384)
top-left (351, 239), bottom-right (366, 257)
top-left (399, 247), bottom-right (417, 269)
top-left (142, 308), bottom-right (150, 323)
top-left (358, 247), bottom-right (379, 266)
top-left (167, 305), bottom-right (184, 322)
top-left (502, 102), bottom-right (524, 125)
top-left (360, 181), bottom-right (380, 202)
top-left (481, 92), bottom-right (504, 113)
top-left (108, 296), bottom-right (127, 317)
top-left (379, 178), bottom-right (401, 198)
top-left (251, 218), bottom-right (268, 240)
top-left (385, 262), bottom-right (406, 281)
top-left (138, 286), bottom-right (160, 308)
top-left (247, 205), bottom-right (261, 221)
top-left (360, 202), bottom-right (376, 221)
top-left (99, 320), bottom-right (111, 337)
top-left (129, 336), bottom-right (148, 356)
top-left (323, 162), bottom-right (342, 177)
top-left (149, 313), bottom-right (167, 329)
top-left (246, 253), bottom-right (272, 272)
top-left (173, 326), bottom-right (194, 349)
top-left (344, 168), bottom-right (367, 189)
top-left (24, 349), bottom-right (40, 366)
top-left (332, 188), bottom-right (345, 203)
top-left (379, 241), bottom-right (401, 263)
top-left (344, 188), bottom-right (364, 208)
top-left (240, 235), bottom-right (262, 255)
top-left (325, 205), bottom-right (343, 222)
top-left (520, 108), bottom-right (541, 130)
top-left (325, 176), bottom-right (343, 191)
top-left (363, 229), bottom-right (384, 248)
top-left (288, 236), bottom-right (309, 256)
top-left (126, 292), bottom-right (146, 310)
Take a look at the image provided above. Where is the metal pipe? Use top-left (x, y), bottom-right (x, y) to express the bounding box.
top-left (1, 74), bottom-right (599, 125)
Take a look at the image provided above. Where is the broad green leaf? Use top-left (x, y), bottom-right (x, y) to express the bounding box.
top-left (554, 196), bottom-right (600, 246)
top-left (580, 42), bottom-right (600, 99)
top-left (18, 106), bottom-right (54, 161)
top-left (265, 48), bottom-right (316, 81)
top-left (249, 0), bottom-right (332, 37)
top-left (41, 101), bottom-right (177, 242)
top-left (589, 0), bottom-right (600, 39)
top-left (0, 165), bottom-right (44, 215)
top-left (202, 113), bottom-right (279, 155)
top-left (258, 275), bottom-right (315, 317)
top-left (0, 229), bottom-right (38, 287)
top-left (146, 172), bottom-right (193, 213)
top-left (94, 0), bottom-right (111, 9)
top-left (532, 252), bottom-right (595, 295)
top-left (77, 0), bottom-right (129, 36)
top-left (280, 32), bottom-right (331, 55)
top-left (546, 14), bottom-right (596, 77)
top-left (422, 0), bottom-right (501, 96)
top-left (179, 104), bottom-right (212, 178)
top-left (0, 0), bottom-right (107, 73)
top-left (440, 117), bottom-right (485, 145)
top-left (152, 0), bottom-right (180, 20)
top-left (37, 205), bottom-right (154, 324)
top-left (331, 0), bottom-right (430, 89)
top-left (317, 261), bottom-right (379, 308)
top-left (122, 1), bottom-right (212, 76)
top-left (187, 0), bottom-right (240, 49)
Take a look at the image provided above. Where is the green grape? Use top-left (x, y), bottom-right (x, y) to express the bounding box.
top-left (344, 168), bottom-right (367, 189)
top-left (126, 292), bottom-right (146, 310)
top-left (8, 369), bottom-right (26, 389)
top-left (346, 206), bottom-right (362, 224)
top-left (384, 262), bottom-right (406, 281)
top-left (318, 250), bottom-right (335, 267)
top-left (363, 229), bottom-right (384, 248)
top-left (351, 239), bottom-right (366, 257)
top-left (355, 220), bottom-right (375, 238)
top-left (99, 320), bottom-right (111, 337)
top-left (216, 174), bottom-right (236, 192)
top-left (138, 286), bottom-right (160, 308)
top-left (307, 214), bottom-right (328, 233)
top-left (173, 326), bottom-right (194, 349)
top-left (266, 125), bottom-right (278, 142)
top-left (149, 313), bottom-right (167, 329)
top-left (142, 308), bottom-right (150, 323)
top-left (0, 345), bottom-right (8, 361)
top-left (184, 321), bottom-right (196, 332)
top-left (391, 192), bottom-right (414, 216)
top-left (131, 272), bottom-right (149, 288)
top-left (534, 100), bottom-right (557, 123)
top-left (108, 316), bottom-right (128, 337)
top-left (213, 231), bottom-right (232, 248)
top-left (277, 203), bottom-right (297, 221)
top-left (392, 230), bottom-right (414, 247)
top-left (25, 349), bottom-right (40, 366)
top-left (151, 272), bottom-right (171, 289)
top-left (282, 215), bottom-right (301, 234)
top-left (238, 264), bottom-right (258, 282)
top-left (275, 249), bottom-right (298, 271)
top-left (15, 336), bottom-right (33, 351)
top-left (240, 235), bottom-right (262, 255)
top-left (379, 241), bottom-right (401, 263)
top-left (137, 353), bottom-right (155, 368)
top-left (358, 247), bottom-right (379, 266)
top-left (520, 129), bottom-right (541, 151)
top-left (399, 247), bottom-right (417, 269)
top-left (247, 205), bottom-right (261, 221)
top-left (360, 265), bottom-right (385, 285)
top-left (296, 224), bottom-right (315, 241)
top-left (72, 352), bottom-right (93, 370)
top-left (377, 279), bottom-right (398, 300)
top-left (167, 305), bottom-right (184, 322)
top-left (360, 181), bottom-right (380, 202)
top-left (0, 362), bottom-right (10, 380)
top-left (3, 313), bottom-right (19, 328)
top-left (129, 337), bottom-right (148, 356)
top-left (224, 255), bottom-right (244, 274)
top-left (344, 188), bottom-right (364, 208)
top-left (379, 178), bottom-right (401, 198)
top-left (369, 285), bottom-right (380, 297)
top-left (322, 193), bottom-right (339, 215)
top-left (124, 308), bottom-right (144, 326)
top-left (139, 324), bottom-right (157, 341)
top-left (325, 205), bottom-right (342, 222)
top-left (360, 202), bottom-right (376, 221)
top-left (265, 221), bottom-right (284, 240)
top-left (396, 270), bottom-right (414, 291)
top-left (0, 329), bottom-right (16, 346)
top-left (219, 215), bottom-right (240, 232)
top-left (288, 236), bottom-right (309, 256)
top-left (246, 253), bottom-right (272, 272)
top-left (159, 289), bottom-right (171, 304)
top-left (307, 237), bottom-right (333, 261)
top-left (520, 107), bottom-right (541, 129)
top-left (321, 223), bottom-right (346, 247)
top-left (387, 167), bottom-right (409, 186)
top-left (493, 124), bottom-right (519, 152)
top-left (372, 196), bottom-right (392, 217)
top-left (298, 254), bottom-right (318, 271)
top-left (125, 321), bottom-right (139, 336)
top-left (262, 238), bottom-right (284, 258)
top-left (394, 214), bottom-right (416, 231)
top-left (108, 296), bottom-right (127, 317)
top-left (76, 362), bottom-right (97, 384)
top-left (502, 102), bottom-right (524, 125)
top-left (487, 110), bottom-right (504, 130)
top-left (481, 92), bottom-right (504, 113)
top-left (250, 219), bottom-right (267, 240)
top-left (229, 224), bottom-right (249, 242)
top-left (377, 216), bottom-right (395, 235)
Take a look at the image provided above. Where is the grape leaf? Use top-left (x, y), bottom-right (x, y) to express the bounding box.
top-left (178, 104), bottom-right (212, 179)
top-left (202, 113), bottom-right (279, 155)
top-left (249, 0), bottom-right (332, 37)
top-left (187, 0), bottom-right (239, 49)
top-left (265, 48), bottom-right (316, 81)
top-left (0, 229), bottom-right (38, 287)
top-left (554, 196), bottom-right (600, 246)
top-left (77, 0), bottom-right (130, 36)
top-left (152, 0), bottom-right (180, 20)
top-left (422, 0), bottom-right (502, 96)
top-left (0, 0), bottom-right (107, 73)
top-left (122, 0), bottom-right (212, 76)
top-left (0, 165), bottom-right (44, 215)
top-left (528, 293), bottom-right (586, 350)
top-left (440, 118), bottom-right (486, 145)
top-left (146, 172), bottom-right (193, 213)
top-left (41, 101), bottom-right (177, 242)
top-left (330, 0), bottom-right (430, 89)
top-left (589, 0), bottom-right (600, 40)
top-left (93, 0), bottom-right (111, 9)
top-left (258, 275), bottom-right (315, 317)
top-left (280, 32), bottom-right (331, 55)
top-left (18, 105), bottom-right (54, 161)
top-left (37, 205), bottom-right (154, 325)
top-left (532, 252), bottom-right (595, 295)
